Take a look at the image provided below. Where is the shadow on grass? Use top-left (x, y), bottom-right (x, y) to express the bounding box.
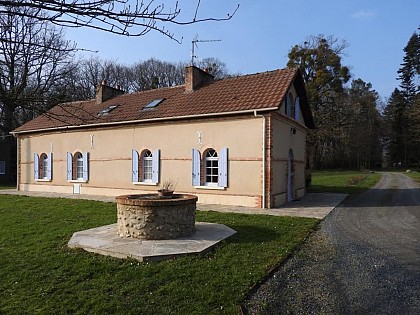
top-left (229, 225), bottom-right (280, 244)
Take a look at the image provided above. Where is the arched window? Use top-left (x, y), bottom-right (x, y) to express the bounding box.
top-left (192, 148), bottom-right (228, 188)
top-left (34, 152), bottom-right (52, 181)
top-left (75, 152), bottom-right (84, 180)
top-left (289, 92), bottom-right (296, 118)
top-left (41, 153), bottom-right (49, 179)
top-left (131, 149), bottom-right (160, 184)
top-left (142, 150), bottom-right (153, 182)
top-left (205, 149), bottom-right (219, 185)
top-left (67, 151), bottom-right (88, 181)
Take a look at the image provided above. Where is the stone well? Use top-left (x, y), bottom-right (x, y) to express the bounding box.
top-left (116, 194), bottom-right (198, 240)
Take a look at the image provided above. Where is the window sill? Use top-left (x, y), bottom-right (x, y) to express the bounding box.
top-left (35, 179), bottom-right (51, 182)
top-left (194, 185), bottom-right (226, 190)
top-left (133, 182), bottom-right (158, 186)
top-left (68, 180), bottom-right (88, 183)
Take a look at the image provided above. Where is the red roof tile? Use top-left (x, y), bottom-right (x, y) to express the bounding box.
top-left (13, 67), bottom-right (313, 133)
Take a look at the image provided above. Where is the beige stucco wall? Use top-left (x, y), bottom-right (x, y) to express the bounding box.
top-left (271, 84), bottom-right (308, 206)
top-left (18, 116), bottom-right (265, 207)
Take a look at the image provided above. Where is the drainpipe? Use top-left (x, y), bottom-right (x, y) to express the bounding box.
top-left (16, 136), bottom-right (19, 191)
top-left (254, 110), bottom-right (266, 208)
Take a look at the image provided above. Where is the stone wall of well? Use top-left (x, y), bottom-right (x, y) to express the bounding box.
top-left (116, 194), bottom-right (197, 240)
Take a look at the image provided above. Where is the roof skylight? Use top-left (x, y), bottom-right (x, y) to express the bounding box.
top-left (143, 98), bottom-right (165, 110)
top-left (97, 104), bottom-right (119, 116)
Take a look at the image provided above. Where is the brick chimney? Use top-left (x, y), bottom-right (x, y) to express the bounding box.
top-left (96, 80), bottom-right (125, 104)
top-left (184, 66), bottom-right (214, 92)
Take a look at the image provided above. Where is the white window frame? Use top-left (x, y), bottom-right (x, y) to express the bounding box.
top-left (142, 150), bottom-right (153, 182)
top-left (34, 152), bottom-right (52, 181)
top-left (192, 148), bottom-right (228, 189)
top-left (132, 149), bottom-right (159, 185)
top-left (67, 151), bottom-right (88, 182)
top-left (75, 153), bottom-right (84, 180)
top-left (205, 149), bottom-right (219, 187)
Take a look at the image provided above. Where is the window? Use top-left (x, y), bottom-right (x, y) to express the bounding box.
top-left (142, 150), bottom-right (153, 182)
top-left (132, 149), bottom-right (160, 184)
top-left (97, 104), bottom-right (119, 116)
top-left (143, 98), bottom-right (165, 110)
top-left (67, 151), bottom-right (88, 181)
top-left (285, 92), bottom-right (294, 117)
top-left (75, 152), bottom-right (84, 180)
top-left (294, 97), bottom-right (300, 121)
top-left (192, 148), bottom-right (228, 188)
top-left (0, 161), bottom-right (5, 175)
top-left (205, 149), bottom-right (219, 185)
top-left (34, 152), bottom-right (52, 180)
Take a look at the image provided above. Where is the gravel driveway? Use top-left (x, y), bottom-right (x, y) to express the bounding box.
top-left (244, 172), bottom-right (420, 314)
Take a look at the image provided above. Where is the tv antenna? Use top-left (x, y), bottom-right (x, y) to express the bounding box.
top-left (191, 36), bottom-right (221, 66)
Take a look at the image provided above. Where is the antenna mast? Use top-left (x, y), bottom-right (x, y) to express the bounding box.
top-left (191, 36), bottom-right (221, 66)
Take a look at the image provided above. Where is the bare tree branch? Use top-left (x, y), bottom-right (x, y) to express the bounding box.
top-left (0, 1), bottom-right (240, 43)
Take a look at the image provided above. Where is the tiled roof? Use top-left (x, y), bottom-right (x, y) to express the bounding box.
top-left (13, 67), bottom-right (313, 133)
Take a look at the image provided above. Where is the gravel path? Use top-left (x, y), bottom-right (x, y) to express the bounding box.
top-left (243, 172), bottom-right (420, 314)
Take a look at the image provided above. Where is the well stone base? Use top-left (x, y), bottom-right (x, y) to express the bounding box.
top-left (116, 194), bottom-right (198, 240)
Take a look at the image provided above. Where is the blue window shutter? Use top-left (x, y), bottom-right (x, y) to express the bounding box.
top-left (34, 153), bottom-right (39, 180)
top-left (295, 97), bottom-right (300, 121)
top-left (192, 149), bottom-right (201, 186)
top-left (219, 148), bottom-right (228, 187)
top-left (67, 152), bottom-right (72, 180)
top-left (47, 152), bottom-right (53, 180)
top-left (82, 151), bottom-right (89, 181)
top-left (152, 149), bottom-right (160, 184)
top-left (132, 150), bottom-right (139, 182)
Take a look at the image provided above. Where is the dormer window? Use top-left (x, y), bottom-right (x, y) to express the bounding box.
top-left (97, 104), bottom-right (119, 116)
top-left (143, 98), bottom-right (165, 110)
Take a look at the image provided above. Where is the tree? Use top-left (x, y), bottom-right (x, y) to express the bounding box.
top-left (383, 89), bottom-right (408, 165)
top-left (384, 31), bottom-right (420, 167)
top-left (196, 57), bottom-right (230, 80)
top-left (0, 1), bottom-right (239, 43)
top-left (287, 35), bottom-right (351, 169)
top-left (398, 32), bottom-right (420, 104)
top-left (345, 79), bottom-right (381, 169)
top-left (0, 6), bottom-right (76, 134)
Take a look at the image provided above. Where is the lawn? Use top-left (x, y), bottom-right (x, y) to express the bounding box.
top-left (0, 195), bottom-right (318, 314)
top-left (405, 171), bottom-right (420, 183)
top-left (308, 170), bottom-right (382, 194)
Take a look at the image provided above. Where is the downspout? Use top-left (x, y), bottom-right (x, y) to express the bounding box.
top-left (254, 110), bottom-right (266, 208)
top-left (16, 136), bottom-right (20, 190)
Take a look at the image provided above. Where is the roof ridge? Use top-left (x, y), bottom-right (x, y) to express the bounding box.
top-left (215, 67), bottom-right (296, 83)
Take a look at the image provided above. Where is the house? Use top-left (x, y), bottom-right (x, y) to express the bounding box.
top-left (11, 66), bottom-right (314, 208)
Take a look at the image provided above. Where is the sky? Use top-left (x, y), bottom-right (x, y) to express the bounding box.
top-left (67, 0), bottom-right (419, 101)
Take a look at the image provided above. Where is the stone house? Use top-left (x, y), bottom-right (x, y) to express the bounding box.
top-left (12, 66), bottom-right (314, 208)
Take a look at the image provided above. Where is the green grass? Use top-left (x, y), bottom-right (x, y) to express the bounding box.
top-left (0, 195), bottom-right (318, 314)
top-left (405, 171), bottom-right (420, 183)
top-left (308, 171), bottom-right (382, 194)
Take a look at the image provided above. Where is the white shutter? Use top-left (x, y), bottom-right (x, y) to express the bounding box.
top-left (132, 150), bottom-right (139, 182)
top-left (295, 97), bottom-right (300, 122)
top-left (192, 149), bottom-right (201, 186)
top-left (218, 148), bottom-right (228, 188)
top-left (66, 152), bottom-right (72, 181)
top-left (152, 149), bottom-right (160, 184)
top-left (82, 151), bottom-right (89, 181)
top-left (47, 152), bottom-right (52, 180)
top-left (34, 153), bottom-right (39, 180)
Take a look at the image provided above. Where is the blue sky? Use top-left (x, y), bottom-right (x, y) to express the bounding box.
top-left (67, 0), bottom-right (419, 100)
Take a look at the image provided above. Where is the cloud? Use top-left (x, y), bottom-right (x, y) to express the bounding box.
top-left (351, 9), bottom-right (376, 19)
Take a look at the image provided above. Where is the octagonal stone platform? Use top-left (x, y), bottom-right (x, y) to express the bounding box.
top-left (68, 222), bottom-right (236, 262)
